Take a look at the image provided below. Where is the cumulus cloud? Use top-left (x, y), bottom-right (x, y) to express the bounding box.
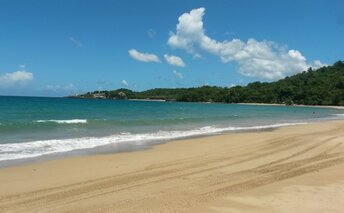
top-left (69, 37), bottom-right (83, 47)
top-left (0, 70), bottom-right (33, 87)
top-left (164, 54), bottom-right (186, 67)
top-left (128, 49), bottom-right (160, 63)
top-left (121, 79), bottom-right (129, 86)
top-left (173, 70), bottom-right (183, 79)
top-left (168, 7), bottom-right (325, 80)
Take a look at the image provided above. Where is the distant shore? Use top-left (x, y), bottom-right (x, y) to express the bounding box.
top-left (238, 102), bottom-right (344, 110)
top-left (67, 94), bottom-right (344, 109)
top-left (67, 95), bottom-right (344, 109)
top-left (128, 98), bottom-right (166, 102)
top-left (1, 120), bottom-right (344, 212)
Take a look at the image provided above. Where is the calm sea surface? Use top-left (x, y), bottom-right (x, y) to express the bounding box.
top-left (1, 96), bottom-right (343, 164)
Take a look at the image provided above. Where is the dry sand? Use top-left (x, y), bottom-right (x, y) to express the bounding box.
top-left (0, 121), bottom-right (344, 212)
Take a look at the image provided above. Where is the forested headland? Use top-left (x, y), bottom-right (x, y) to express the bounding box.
top-left (70, 61), bottom-right (344, 106)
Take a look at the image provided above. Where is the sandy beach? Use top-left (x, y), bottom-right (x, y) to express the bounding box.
top-left (0, 121), bottom-right (344, 212)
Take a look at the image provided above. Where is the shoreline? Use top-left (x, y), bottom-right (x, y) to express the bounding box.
top-left (0, 120), bottom-right (344, 212)
top-left (238, 102), bottom-right (344, 110)
top-left (65, 95), bottom-right (344, 110)
top-left (1, 116), bottom-right (343, 168)
top-left (0, 122), bottom-right (313, 168)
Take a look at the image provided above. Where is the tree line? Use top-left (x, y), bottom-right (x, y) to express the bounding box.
top-left (72, 61), bottom-right (344, 106)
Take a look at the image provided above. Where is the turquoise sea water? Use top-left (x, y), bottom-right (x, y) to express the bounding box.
top-left (1, 96), bottom-right (344, 164)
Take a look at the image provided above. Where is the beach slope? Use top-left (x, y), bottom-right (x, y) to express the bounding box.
top-left (0, 121), bottom-right (344, 212)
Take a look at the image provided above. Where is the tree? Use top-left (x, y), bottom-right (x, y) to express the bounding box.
top-left (72, 61), bottom-right (344, 106)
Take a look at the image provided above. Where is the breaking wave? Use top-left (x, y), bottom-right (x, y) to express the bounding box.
top-left (0, 122), bottom-right (306, 162)
top-left (35, 119), bottom-right (88, 124)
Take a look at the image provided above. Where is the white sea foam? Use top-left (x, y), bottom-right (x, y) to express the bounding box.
top-left (0, 122), bottom-right (306, 162)
top-left (332, 114), bottom-right (344, 117)
top-left (35, 119), bottom-right (87, 124)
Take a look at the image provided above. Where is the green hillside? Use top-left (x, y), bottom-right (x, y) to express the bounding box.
top-left (72, 61), bottom-right (344, 106)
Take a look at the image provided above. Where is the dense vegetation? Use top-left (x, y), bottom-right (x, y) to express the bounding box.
top-left (72, 61), bottom-right (344, 106)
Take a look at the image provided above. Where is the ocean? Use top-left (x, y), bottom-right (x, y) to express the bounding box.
top-left (1, 96), bottom-right (343, 165)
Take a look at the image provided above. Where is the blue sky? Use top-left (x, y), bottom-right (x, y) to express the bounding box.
top-left (0, 0), bottom-right (343, 97)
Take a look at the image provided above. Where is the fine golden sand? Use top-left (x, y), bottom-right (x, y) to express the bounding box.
top-left (0, 121), bottom-right (344, 212)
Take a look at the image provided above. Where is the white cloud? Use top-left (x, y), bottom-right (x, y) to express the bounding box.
top-left (173, 70), bottom-right (183, 79)
top-left (69, 37), bottom-right (83, 47)
top-left (313, 60), bottom-right (325, 68)
top-left (121, 79), bottom-right (129, 86)
top-left (0, 70), bottom-right (33, 87)
top-left (168, 7), bottom-right (325, 80)
top-left (128, 49), bottom-right (160, 63)
top-left (164, 54), bottom-right (186, 67)
top-left (168, 8), bottom-right (205, 54)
